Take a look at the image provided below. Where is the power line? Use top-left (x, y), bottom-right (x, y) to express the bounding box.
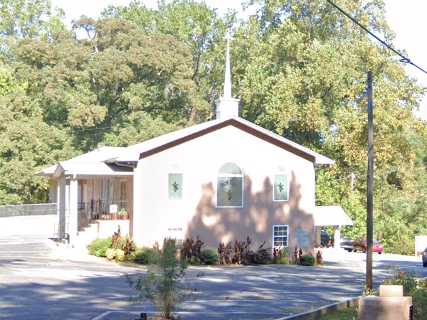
top-left (326, 0), bottom-right (427, 75)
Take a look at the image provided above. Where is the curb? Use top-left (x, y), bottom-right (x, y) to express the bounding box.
top-left (90, 297), bottom-right (360, 320)
top-left (273, 297), bottom-right (360, 320)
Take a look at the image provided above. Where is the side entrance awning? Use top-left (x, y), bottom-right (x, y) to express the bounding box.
top-left (313, 205), bottom-right (353, 227)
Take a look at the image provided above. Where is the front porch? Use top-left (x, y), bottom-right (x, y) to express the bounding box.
top-left (56, 175), bottom-right (133, 244)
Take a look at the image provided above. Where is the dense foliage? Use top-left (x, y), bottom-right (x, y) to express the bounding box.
top-left (1, 0), bottom-right (426, 254)
top-left (383, 271), bottom-right (427, 319)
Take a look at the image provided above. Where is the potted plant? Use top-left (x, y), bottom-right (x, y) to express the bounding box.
top-left (118, 208), bottom-right (128, 220)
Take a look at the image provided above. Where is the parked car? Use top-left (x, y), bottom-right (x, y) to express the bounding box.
top-left (422, 248), bottom-right (427, 267)
top-left (372, 241), bottom-right (384, 254)
top-left (320, 230), bottom-right (331, 247)
top-left (340, 238), bottom-right (354, 252)
top-left (341, 238), bottom-right (384, 254)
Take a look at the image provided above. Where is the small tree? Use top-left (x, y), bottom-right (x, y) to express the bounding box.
top-left (130, 239), bottom-right (187, 319)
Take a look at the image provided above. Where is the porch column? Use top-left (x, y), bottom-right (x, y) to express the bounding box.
top-left (57, 175), bottom-right (66, 238)
top-left (68, 177), bottom-right (79, 244)
top-left (334, 226), bottom-right (341, 249)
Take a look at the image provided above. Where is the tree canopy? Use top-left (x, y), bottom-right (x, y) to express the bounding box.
top-left (0, 0), bottom-right (426, 254)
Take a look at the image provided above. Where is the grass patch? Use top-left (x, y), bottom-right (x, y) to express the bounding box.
top-left (319, 307), bottom-right (357, 320)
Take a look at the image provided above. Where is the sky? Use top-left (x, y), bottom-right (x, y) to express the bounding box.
top-left (51, 0), bottom-right (427, 121)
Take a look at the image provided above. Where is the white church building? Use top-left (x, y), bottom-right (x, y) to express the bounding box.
top-left (39, 40), bottom-right (351, 251)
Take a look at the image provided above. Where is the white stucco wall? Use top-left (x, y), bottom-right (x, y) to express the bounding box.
top-left (133, 125), bottom-right (316, 251)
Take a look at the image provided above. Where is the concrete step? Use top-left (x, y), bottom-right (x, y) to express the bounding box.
top-left (74, 223), bottom-right (99, 248)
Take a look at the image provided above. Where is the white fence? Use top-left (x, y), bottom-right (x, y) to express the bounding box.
top-left (0, 203), bottom-right (56, 218)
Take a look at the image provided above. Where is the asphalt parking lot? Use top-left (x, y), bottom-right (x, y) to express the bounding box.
top-left (0, 232), bottom-right (426, 320)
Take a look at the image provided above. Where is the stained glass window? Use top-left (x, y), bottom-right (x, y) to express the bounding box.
top-left (168, 173), bottom-right (183, 199)
top-left (217, 163), bottom-right (243, 207)
top-left (274, 174), bottom-right (288, 201)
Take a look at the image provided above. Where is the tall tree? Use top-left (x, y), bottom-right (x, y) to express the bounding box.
top-left (11, 18), bottom-right (209, 150)
top-left (103, 0), bottom-right (235, 116)
top-left (233, 0), bottom-right (427, 253)
top-left (0, 0), bottom-right (65, 39)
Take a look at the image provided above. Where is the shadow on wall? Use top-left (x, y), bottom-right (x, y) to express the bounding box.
top-left (186, 172), bottom-right (315, 251)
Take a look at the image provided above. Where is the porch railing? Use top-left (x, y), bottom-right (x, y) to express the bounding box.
top-left (78, 200), bottom-right (128, 230)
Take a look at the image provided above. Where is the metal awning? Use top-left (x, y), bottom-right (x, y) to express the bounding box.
top-left (313, 205), bottom-right (353, 227)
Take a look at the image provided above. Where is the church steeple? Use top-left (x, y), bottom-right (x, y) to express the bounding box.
top-left (223, 34), bottom-right (232, 99)
top-left (216, 33), bottom-right (239, 119)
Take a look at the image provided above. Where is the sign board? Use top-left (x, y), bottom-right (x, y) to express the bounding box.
top-left (109, 204), bottom-right (118, 214)
top-left (295, 228), bottom-right (311, 250)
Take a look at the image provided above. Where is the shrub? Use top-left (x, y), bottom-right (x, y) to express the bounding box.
top-left (115, 249), bottom-right (126, 262)
top-left (382, 271), bottom-right (427, 319)
top-left (383, 271), bottom-right (417, 295)
top-left (218, 238), bottom-right (272, 265)
top-left (112, 235), bottom-right (135, 256)
top-left (200, 249), bottom-right (218, 265)
top-left (300, 254), bottom-right (315, 266)
top-left (273, 247), bottom-right (289, 264)
top-left (106, 248), bottom-right (116, 260)
top-left (251, 242), bottom-right (272, 264)
top-left (190, 256), bottom-right (202, 265)
top-left (129, 238), bottom-right (188, 319)
top-left (131, 247), bottom-right (161, 265)
top-left (180, 237), bottom-right (204, 262)
top-left (412, 285), bottom-right (427, 320)
top-left (87, 238), bottom-right (112, 257)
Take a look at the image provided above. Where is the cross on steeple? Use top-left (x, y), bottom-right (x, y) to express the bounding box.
top-left (223, 33), bottom-right (232, 99)
top-left (216, 31), bottom-right (240, 120)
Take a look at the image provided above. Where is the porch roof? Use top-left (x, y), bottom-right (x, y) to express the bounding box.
top-left (38, 146), bottom-right (132, 177)
top-left (313, 205), bottom-right (353, 227)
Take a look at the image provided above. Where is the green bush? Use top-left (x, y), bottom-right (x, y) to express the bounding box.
top-left (106, 248), bottom-right (116, 260)
top-left (273, 248), bottom-right (289, 264)
top-left (200, 249), bottom-right (218, 265)
top-left (383, 271), bottom-right (417, 294)
top-left (129, 239), bottom-right (188, 319)
top-left (382, 271), bottom-right (427, 319)
top-left (300, 254), bottom-right (315, 266)
top-left (115, 249), bottom-right (126, 262)
top-left (274, 256), bottom-right (289, 264)
top-left (190, 256), bottom-right (202, 265)
top-left (412, 286), bottom-right (427, 320)
top-left (87, 238), bottom-right (112, 257)
top-left (131, 247), bottom-right (161, 265)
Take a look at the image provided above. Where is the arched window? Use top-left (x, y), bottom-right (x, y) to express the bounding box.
top-left (217, 163), bottom-right (243, 207)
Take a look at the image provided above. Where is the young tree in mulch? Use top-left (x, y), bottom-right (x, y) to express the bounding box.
top-left (129, 238), bottom-right (189, 320)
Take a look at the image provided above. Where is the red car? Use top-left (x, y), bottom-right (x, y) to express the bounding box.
top-left (372, 241), bottom-right (384, 254)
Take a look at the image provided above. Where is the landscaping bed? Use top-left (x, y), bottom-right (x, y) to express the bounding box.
top-left (87, 232), bottom-right (323, 267)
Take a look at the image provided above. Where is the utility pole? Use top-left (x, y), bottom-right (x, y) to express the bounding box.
top-left (366, 71), bottom-right (374, 291)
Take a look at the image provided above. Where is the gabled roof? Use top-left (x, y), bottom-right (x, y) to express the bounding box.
top-left (111, 117), bottom-right (334, 165)
top-left (39, 116), bottom-right (334, 177)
